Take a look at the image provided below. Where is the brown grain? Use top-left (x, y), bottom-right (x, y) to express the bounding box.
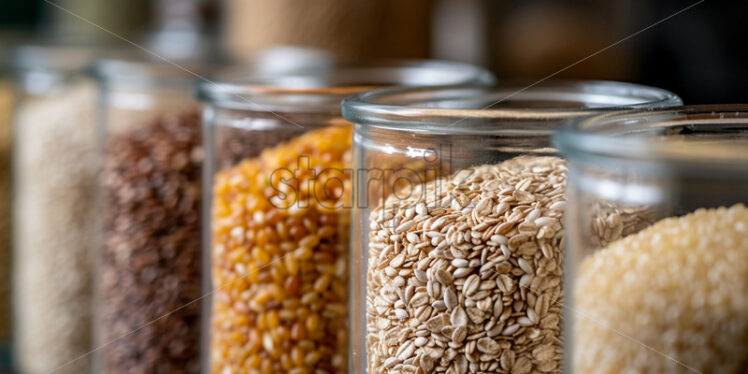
top-left (101, 109), bottom-right (202, 373)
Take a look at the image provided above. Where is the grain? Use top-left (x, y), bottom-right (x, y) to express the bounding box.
top-left (211, 125), bottom-right (351, 373)
top-left (13, 81), bottom-right (96, 374)
top-left (367, 156), bottom-right (567, 373)
top-left (575, 205), bottom-right (748, 373)
top-left (586, 200), bottom-right (656, 250)
top-left (100, 109), bottom-right (203, 373)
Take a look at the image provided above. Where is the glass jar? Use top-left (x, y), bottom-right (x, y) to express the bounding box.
top-left (94, 50), bottom-right (335, 374)
top-left (10, 45), bottom-right (99, 374)
top-left (342, 82), bottom-right (682, 374)
top-left (95, 57), bottom-right (214, 374)
top-left (197, 61), bottom-right (495, 374)
top-left (556, 106), bottom-right (748, 374)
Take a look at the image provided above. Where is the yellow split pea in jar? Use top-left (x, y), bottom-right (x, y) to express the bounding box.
top-left (557, 106), bottom-right (748, 374)
top-left (197, 61), bottom-right (495, 373)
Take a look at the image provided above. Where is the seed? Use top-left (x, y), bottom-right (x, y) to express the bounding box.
top-left (451, 258), bottom-right (468, 268)
top-left (476, 337), bottom-right (501, 355)
top-left (426, 314), bottom-right (449, 332)
top-left (384, 357), bottom-right (400, 369)
top-left (415, 203), bottom-right (429, 216)
top-left (517, 317), bottom-right (533, 326)
top-left (533, 345), bottom-right (555, 362)
top-left (452, 326), bottom-right (467, 344)
top-left (463, 274), bottom-right (480, 296)
top-left (500, 350), bottom-right (515, 370)
top-left (518, 258), bottom-right (534, 274)
top-left (514, 357), bottom-right (533, 374)
top-left (502, 324), bottom-right (520, 336)
top-left (490, 234), bottom-right (508, 244)
top-left (395, 220), bottom-right (416, 233)
top-left (443, 287), bottom-right (457, 310)
top-left (414, 268), bottom-right (428, 283)
top-left (414, 337), bottom-right (428, 347)
top-left (549, 201), bottom-right (566, 211)
top-left (394, 308), bottom-right (409, 319)
top-left (397, 341), bottom-right (416, 361)
top-left (432, 300), bottom-right (447, 310)
top-left (453, 267), bottom-right (472, 278)
top-left (406, 232), bottom-right (420, 243)
top-left (534, 217), bottom-right (556, 227)
top-left (435, 269), bottom-right (454, 285)
top-left (451, 306), bottom-right (467, 328)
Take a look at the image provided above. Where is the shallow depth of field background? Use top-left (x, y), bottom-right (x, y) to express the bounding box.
top-left (2, 0), bottom-right (747, 104)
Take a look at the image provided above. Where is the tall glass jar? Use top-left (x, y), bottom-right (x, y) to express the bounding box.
top-left (95, 57), bottom-right (215, 374)
top-left (197, 61), bottom-right (495, 374)
top-left (10, 45), bottom-right (99, 374)
top-left (94, 50), bottom-right (335, 374)
top-left (341, 82), bottom-right (682, 374)
top-left (556, 106), bottom-right (748, 374)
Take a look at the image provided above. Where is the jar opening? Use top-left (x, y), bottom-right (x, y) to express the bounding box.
top-left (342, 81), bottom-right (682, 135)
top-left (555, 105), bottom-right (748, 169)
top-left (195, 60), bottom-right (496, 113)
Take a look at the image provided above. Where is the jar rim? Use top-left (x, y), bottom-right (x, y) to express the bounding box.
top-left (10, 44), bottom-right (100, 74)
top-left (194, 60), bottom-right (496, 113)
top-left (342, 81), bottom-right (681, 135)
top-left (555, 104), bottom-right (748, 168)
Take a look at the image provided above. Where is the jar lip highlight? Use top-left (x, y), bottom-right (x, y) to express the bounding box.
top-left (10, 44), bottom-right (99, 74)
top-left (195, 60), bottom-right (496, 113)
top-left (555, 104), bottom-right (748, 168)
top-left (342, 81), bottom-right (682, 135)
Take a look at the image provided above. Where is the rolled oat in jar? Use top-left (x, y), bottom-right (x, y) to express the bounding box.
top-left (342, 82), bottom-right (681, 373)
top-left (198, 61), bottom-right (494, 373)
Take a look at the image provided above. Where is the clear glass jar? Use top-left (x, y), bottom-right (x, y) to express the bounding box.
top-left (342, 82), bottom-right (682, 374)
top-left (197, 61), bottom-right (495, 374)
top-left (10, 45), bottom-right (99, 374)
top-left (94, 51), bottom-right (337, 374)
top-left (95, 57), bottom-right (211, 374)
top-left (556, 106), bottom-right (748, 374)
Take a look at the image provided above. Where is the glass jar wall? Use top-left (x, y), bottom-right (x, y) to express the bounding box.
top-left (95, 58), bottom-right (212, 374)
top-left (0, 66), bottom-right (13, 373)
top-left (341, 82), bottom-right (682, 374)
top-left (10, 45), bottom-right (99, 374)
top-left (556, 106), bottom-right (748, 374)
top-left (197, 61), bottom-right (494, 374)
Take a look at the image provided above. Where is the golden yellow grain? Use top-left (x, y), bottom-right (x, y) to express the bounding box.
top-left (211, 126), bottom-right (351, 373)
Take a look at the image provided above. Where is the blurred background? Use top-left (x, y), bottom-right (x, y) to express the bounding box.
top-left (2, 0), bottom-right (747, 104)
